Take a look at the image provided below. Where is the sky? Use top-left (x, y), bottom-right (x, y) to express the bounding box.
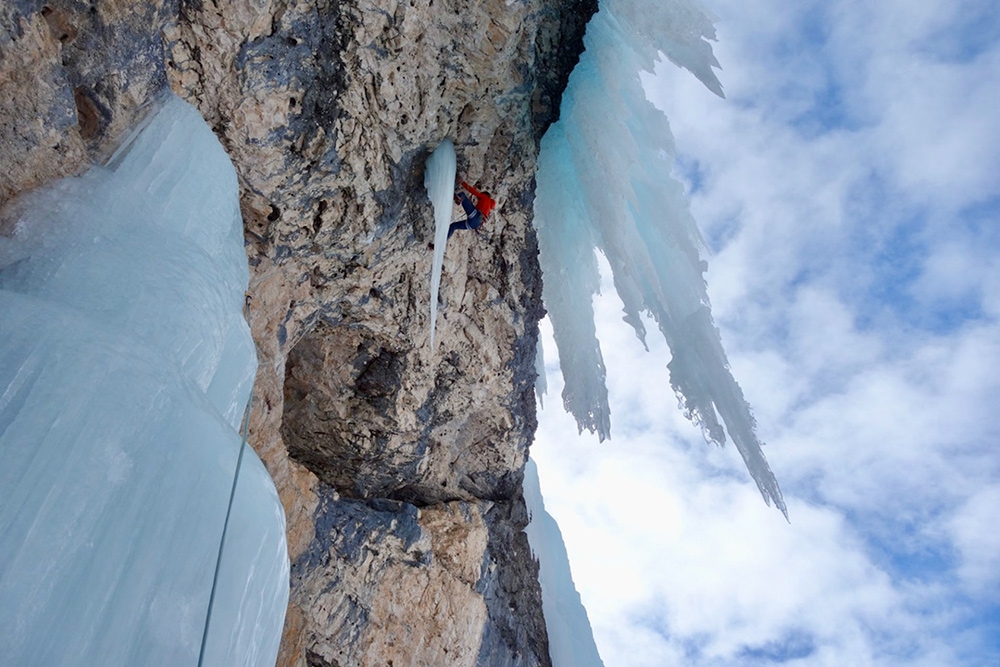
top-left (531, 0), bottom-right (1000, 665)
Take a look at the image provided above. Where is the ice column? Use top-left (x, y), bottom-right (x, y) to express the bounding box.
top-left (0, 93), bottom-right (289, 664)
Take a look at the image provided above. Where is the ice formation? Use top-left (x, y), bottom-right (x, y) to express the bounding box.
top-left (0, 93), bottom-right (289, 664)
top-left (524, 459), bottom-right (605, 667)
top-left (424, 138), bottom-right (457, 349)
top-left (535, 0), bottom-right (787, 516)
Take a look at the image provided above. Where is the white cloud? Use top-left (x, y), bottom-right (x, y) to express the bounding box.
top-left (533, 0), bottom-right (1000, 664)
top-left (949, 485), bottom-right (1000, 595)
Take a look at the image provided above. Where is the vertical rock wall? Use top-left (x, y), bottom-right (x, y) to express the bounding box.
top-left (0, 0), bottom-right (596, 664)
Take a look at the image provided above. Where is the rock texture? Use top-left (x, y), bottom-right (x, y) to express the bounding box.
top-left (0, 0), bottom-right (596, 664)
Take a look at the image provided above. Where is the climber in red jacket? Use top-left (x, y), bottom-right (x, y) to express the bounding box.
top-left (449, 181), bottom-right (496, 239)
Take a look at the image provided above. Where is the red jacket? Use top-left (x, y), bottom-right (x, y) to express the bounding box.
top-left (461, 181), bottom-right (496, 218)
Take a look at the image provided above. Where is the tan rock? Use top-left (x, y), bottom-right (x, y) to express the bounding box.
top-left (0, 13), bottom-right (87, 202)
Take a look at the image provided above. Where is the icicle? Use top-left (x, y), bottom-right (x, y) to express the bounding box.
top-left (535, 0), bottom-right (786, 516)
top-left (423, 139), bottom-right (457, 350)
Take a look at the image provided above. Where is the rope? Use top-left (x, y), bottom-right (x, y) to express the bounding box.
top-left (197, 393), bottom-right (253, 667)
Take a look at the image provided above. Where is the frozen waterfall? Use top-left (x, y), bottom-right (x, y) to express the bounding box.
top-left (0, 93), bottom-right (289, 664)
top-left (535, 0), bottom-right (786, 516)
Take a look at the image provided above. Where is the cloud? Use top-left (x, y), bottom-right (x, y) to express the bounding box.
top-left (532, 0), bottom-right (1000, 664)
top-left (949, 485), bottom-right (1000, 595)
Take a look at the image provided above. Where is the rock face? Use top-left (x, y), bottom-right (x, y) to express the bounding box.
top-left (0, 0), bottom-right (596, 664)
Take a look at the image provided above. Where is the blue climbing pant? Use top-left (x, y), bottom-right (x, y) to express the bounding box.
top-left (448, 193), bottom-right (482, 239)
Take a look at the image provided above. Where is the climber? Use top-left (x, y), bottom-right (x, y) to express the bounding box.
top-left (448, 180), bottom-right (496, 239)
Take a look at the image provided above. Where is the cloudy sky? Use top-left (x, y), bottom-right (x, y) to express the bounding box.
top-left (532, 0), bottom-right (1000, 664)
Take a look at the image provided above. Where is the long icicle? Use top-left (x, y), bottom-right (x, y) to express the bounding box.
top-left (424, 139), bottom-right (457, 351)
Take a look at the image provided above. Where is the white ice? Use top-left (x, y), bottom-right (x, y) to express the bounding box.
top-left (424, 138), bottom-right (457, 350)
top-left (535, 0), bottom-right (786, 516)
top-left (0, 93), bottom-right (289, 664)
top-left (524, 458), bottom-right (605, 667)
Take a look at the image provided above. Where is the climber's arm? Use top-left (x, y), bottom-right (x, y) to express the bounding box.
top-left (461, 181), bottom-right (484, 199)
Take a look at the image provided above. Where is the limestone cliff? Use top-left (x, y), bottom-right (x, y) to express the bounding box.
top-left (0, 0), bottom-right (595, 664)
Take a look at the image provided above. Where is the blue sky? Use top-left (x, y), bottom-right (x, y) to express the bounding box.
top-left (532, 0), bottom-right (1000, 664)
